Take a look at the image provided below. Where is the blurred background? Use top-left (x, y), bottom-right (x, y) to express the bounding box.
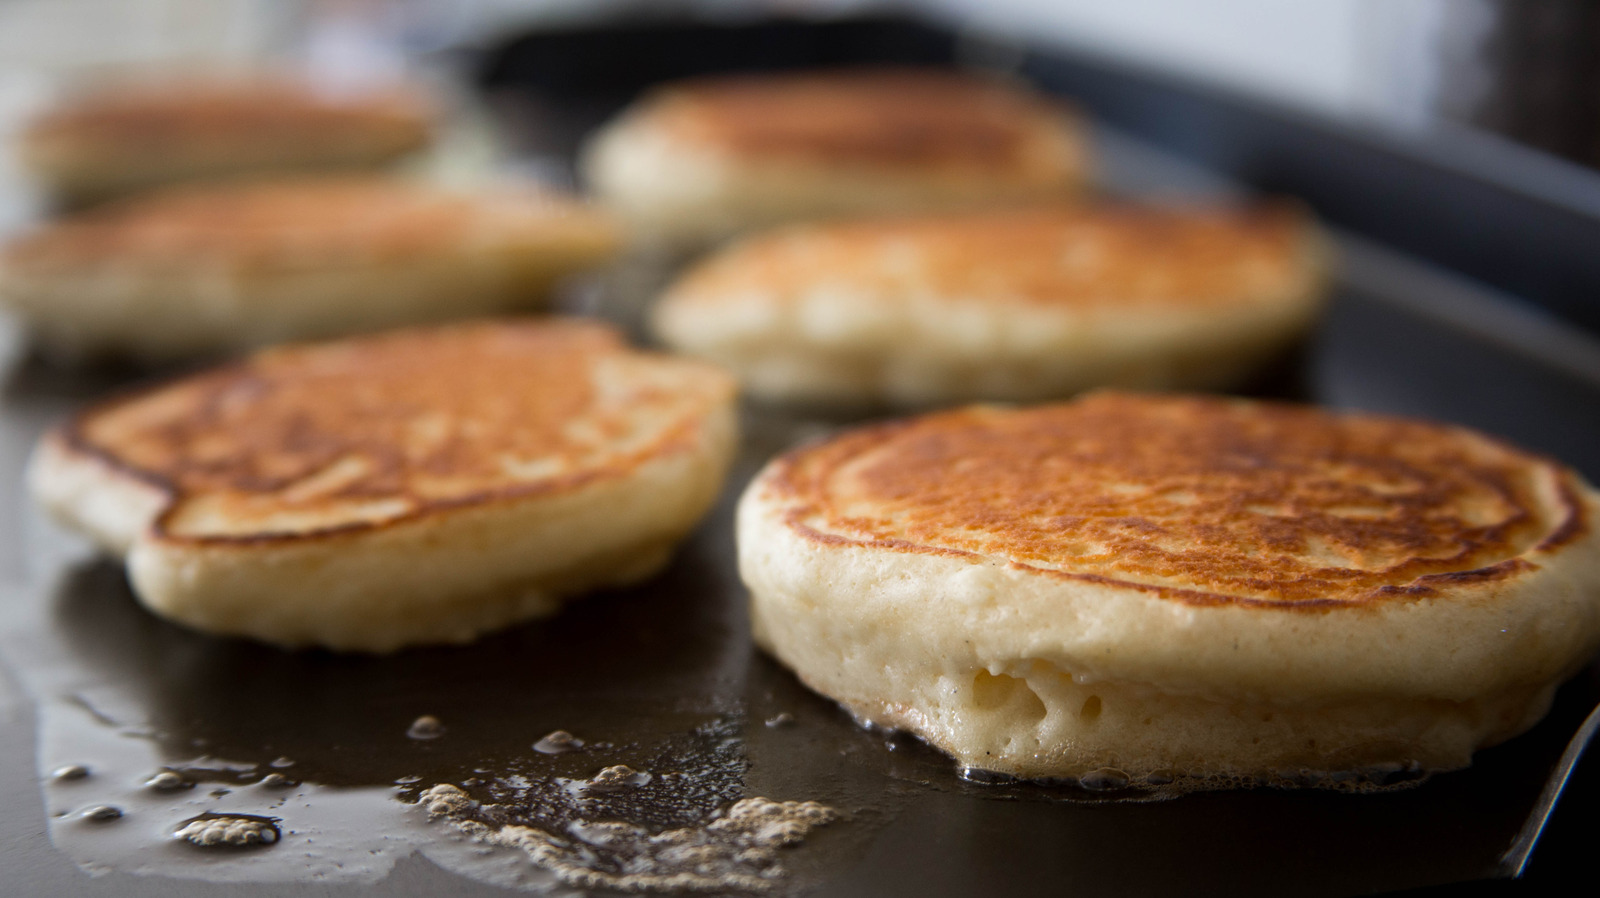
top-left (5, 0), bottom-right (1600, 331)
top-left (5, 0), bottom-right (1600, 164)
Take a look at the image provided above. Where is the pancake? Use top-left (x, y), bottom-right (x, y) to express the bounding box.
top-left (0, 176), bottom-right (620, 362)
top-left (29, 319), bottom-right (738, 652)
top-left (20, 75), bottom-right (433, 203)
top-left (581, 68), bottom-right (1088, 245)
top-left (739, 393), bottom-right (1600, 788)
top-left (654, 203), bottom-right (1325, 406)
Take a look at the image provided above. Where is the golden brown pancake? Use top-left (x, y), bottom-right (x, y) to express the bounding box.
top-left (20, 75), bottom-right (433, 202)
top-left (8, 175), bottom-right (608, 274)
top-left (30, 319), bottom-right (739, 651)
top-left (649, 68), bottom-right (1079, 172)
top-left (672, 203), bottom-right (1310, 311)
top-left (775, 394), bottom-right (1581, 604)
top-left (580, 68), bottom-right (1089, 244)
top-left (0, 176), bottom-right (620, 361)
top-left (654, 203), bottom-right (1325, 406)
top-left (739, 393), bottom-right (1600, 787)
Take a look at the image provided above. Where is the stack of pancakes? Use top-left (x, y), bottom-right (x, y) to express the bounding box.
top-left (14, 63), bottom-right (1599, 794)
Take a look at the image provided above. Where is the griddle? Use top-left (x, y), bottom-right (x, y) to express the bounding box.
top-left (4, 14), bottom-right (1600, 897)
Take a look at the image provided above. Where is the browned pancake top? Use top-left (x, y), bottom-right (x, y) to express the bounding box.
top-left (668, 204), bottom-right (1315, 309)
top-left (770, 393), bottom-right (1588, 606)
top-left (3, 177), bottom-right (613, 273)
top-left (67, 320), bottom-right (733, 542)
top-left (25, 79), bottom-right (430, 152)
top-left (649, 69), bottom-right (1075, 169)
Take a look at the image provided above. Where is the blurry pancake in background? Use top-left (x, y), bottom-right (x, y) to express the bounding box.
top-left (0, 176), bottom-right (620, 362)
top-left (582, 68), bottom-right (1089, 245)
top-left (740, 392), bottom-right (1600, 788)
top-left (654, 202), bottom-right (1325, 407)
top-left (19, 74), bottom-right (434, 204)
top-left (29, 319), bottom-right (739, 652)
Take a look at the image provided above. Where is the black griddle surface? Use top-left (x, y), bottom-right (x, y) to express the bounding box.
top-left (5, 16), bottom-right (1600, 898)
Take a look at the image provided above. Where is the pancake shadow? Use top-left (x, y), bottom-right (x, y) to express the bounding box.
top-left (1232, 332), bottom-right (1315, 402)
top-left (46, 522), bottom-right (753, 790)
top-left (0, 343), bottom-right (213, 409)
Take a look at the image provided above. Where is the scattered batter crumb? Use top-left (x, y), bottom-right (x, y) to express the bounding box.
top-left (407, 715), bottom-right (445, 740)
top-left (533, 729), bottom-right (585, 754)
top-left (586, 764), bottom-right (651, 793)
top-left (419, 784), bottom-right (836, 892)
top-left (144, 771), bottom-right (191, 791)
top-left (174, 813), bottom-right (281, 847)
top-left (424, 784), bottom-right (476, 818)
top-left (764, 713), bottom-right (795, 728)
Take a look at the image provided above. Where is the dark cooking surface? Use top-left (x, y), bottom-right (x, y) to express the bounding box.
top-left (5, 276), bottom-right (1600, 896)
top-left (5, 16), bottom-right (1600, 898)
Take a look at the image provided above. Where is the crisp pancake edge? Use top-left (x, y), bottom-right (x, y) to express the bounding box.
top-left (756, 407), bottom-right (1593, 611)
top-left (35, 346), bottom-right (736, 550)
